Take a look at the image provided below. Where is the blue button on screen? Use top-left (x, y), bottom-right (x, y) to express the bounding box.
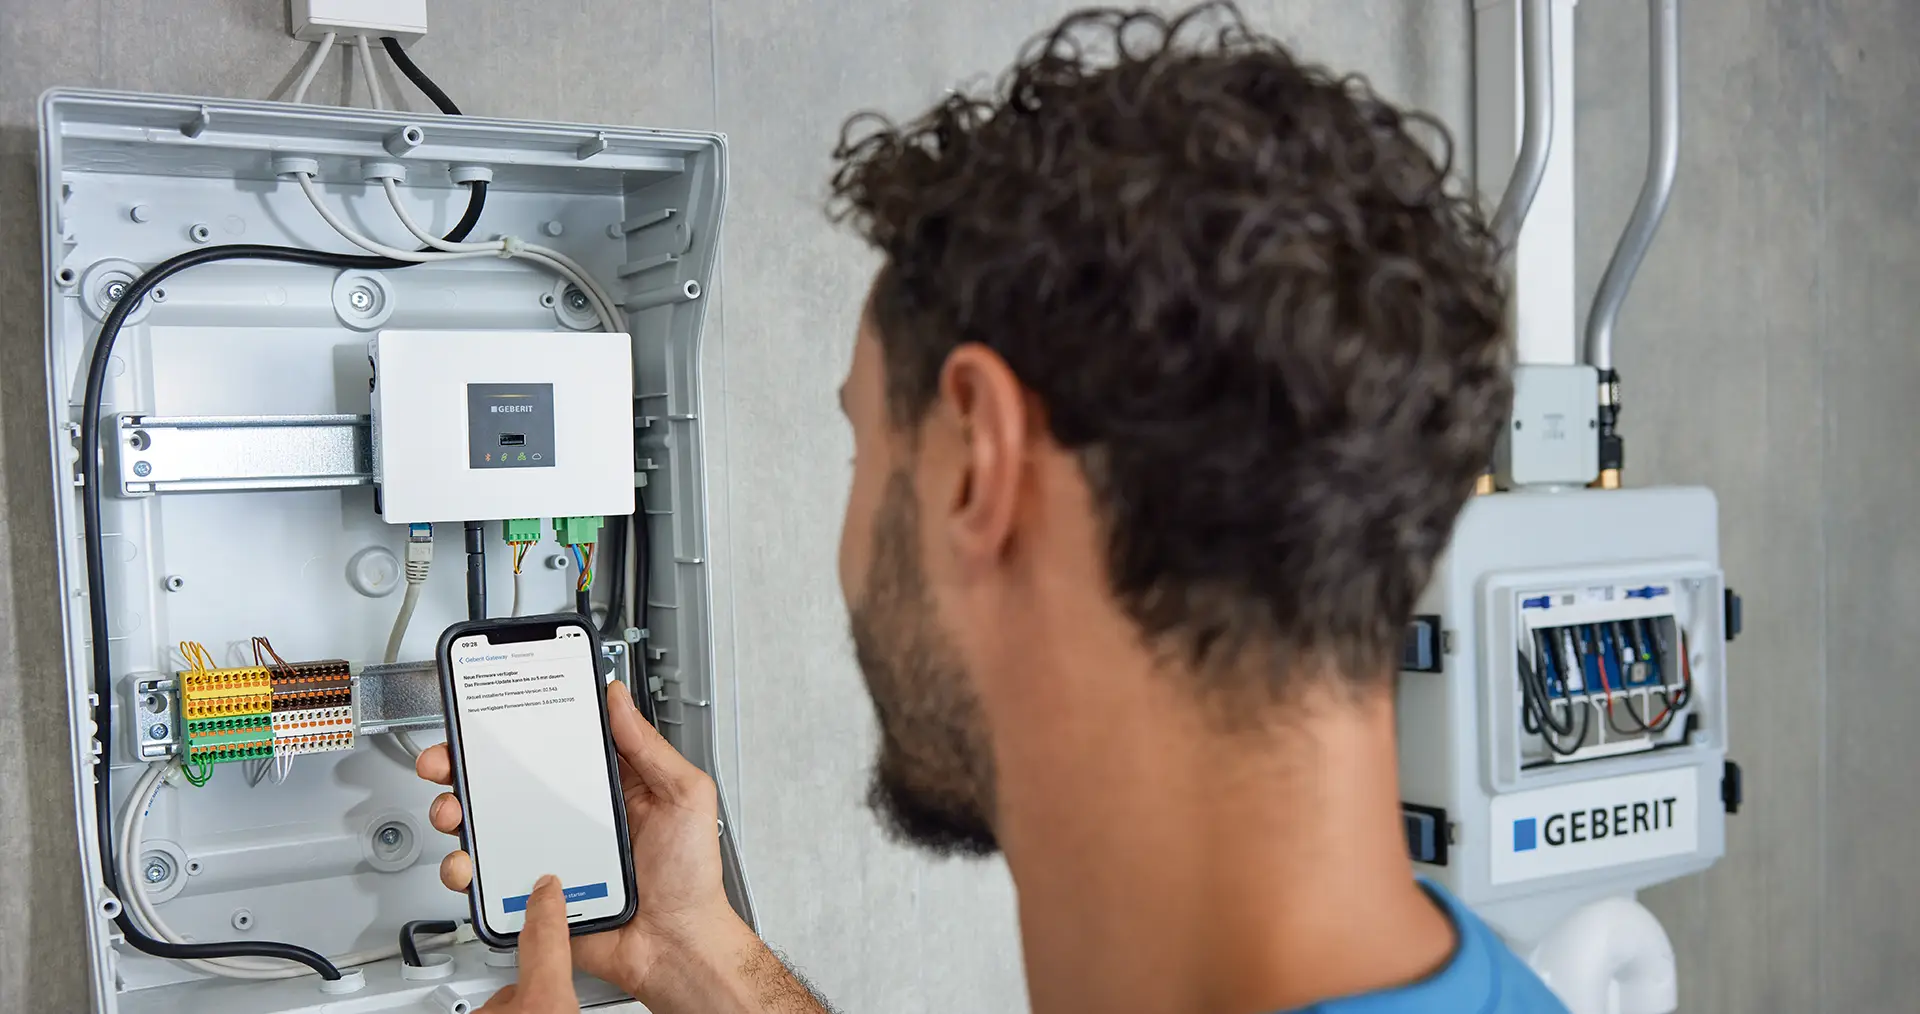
top-left (502, 881), bottom-right (609, 913)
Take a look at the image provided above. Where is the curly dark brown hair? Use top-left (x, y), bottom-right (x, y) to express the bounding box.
top-left (829, 2), bottom-right (1512, 691)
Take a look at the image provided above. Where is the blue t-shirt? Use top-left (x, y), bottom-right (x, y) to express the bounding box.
top-left (1287, 883), bottom-right (1568, 1013)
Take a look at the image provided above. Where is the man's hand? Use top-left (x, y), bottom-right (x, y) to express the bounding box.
top-left (421, 679), bottom-right (810, 1012)
top-left (476, 876), bottom-right (579, 1013)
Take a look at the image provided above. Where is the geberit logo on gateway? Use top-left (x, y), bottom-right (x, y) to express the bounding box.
top-left (1513, 796), bottom-right (1680, 852)
top-left (490, 404), bottom-right (535, 414)
top-left (1489, 766), bottom-right (1699, 885)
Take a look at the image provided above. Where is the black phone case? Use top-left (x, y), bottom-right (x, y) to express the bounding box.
top-left (436, 614), bottom-right (638, 948)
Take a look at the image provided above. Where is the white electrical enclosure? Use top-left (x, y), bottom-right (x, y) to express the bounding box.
top-left (1495, 363), bottom-right (1601, 487)
top-left (290, 0), bottom-right (430, 45)
top-left (37, 91), bottom-right (746, 1013)
top-left (370, 329), bottom-right (636, 523)
top-left (1397, 487), bottom-right (1730, 946)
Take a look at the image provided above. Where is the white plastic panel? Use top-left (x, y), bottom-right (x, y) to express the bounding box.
top-left (38, 91), bottom-right (731, 1013)
top-left (370, 329), bottom-right (636, 524)
top-left (1395, 486), bottom-right (1728, 946)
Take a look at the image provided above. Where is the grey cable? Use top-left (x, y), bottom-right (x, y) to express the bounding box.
top-left (1489, 0), bottom-right (1554, 249)
top-left (1584, 0), bottom-right (1681, 371)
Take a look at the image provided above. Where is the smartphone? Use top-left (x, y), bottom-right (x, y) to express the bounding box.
top-left (437, 615), bottom-right (637, 947)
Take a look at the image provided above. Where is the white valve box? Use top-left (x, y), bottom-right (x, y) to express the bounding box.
top-left (1397, 486), bottom-right (1730, 946)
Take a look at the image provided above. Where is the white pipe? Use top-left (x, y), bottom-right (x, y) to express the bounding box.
top-left (1526, 896), bottom-right (1678, 1014)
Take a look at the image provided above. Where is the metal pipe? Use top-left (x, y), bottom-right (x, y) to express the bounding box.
top-left (1584, 0), bottom-right (1680, 371)
top-left (1489, 0), bottom-right (1555, 248)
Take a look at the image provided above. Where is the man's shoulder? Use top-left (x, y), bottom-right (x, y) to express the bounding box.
top-left (1290, 884), bottom-right (1570, 1014)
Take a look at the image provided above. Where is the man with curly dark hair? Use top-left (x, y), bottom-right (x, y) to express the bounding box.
top-left (419, 4), bottom-right (1567, 1012)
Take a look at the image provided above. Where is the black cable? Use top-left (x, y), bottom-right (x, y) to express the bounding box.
top-left (80, 184), bottom-right (488, 980)
top-left (399, 919), bottom-right (459, 967)
top-left (1595, 625), bottom-right (1652, 737)
top-left (1518, 648), bottom-right (1585, 758)
top-left (1650, 624), bottom-right (1692, 730)
top-left (1516, 648), bottom-right (1552, 737)
top-left (1532, 629), bottom-right (1577, 736)
top-left (632, 487), bottom-right (659, 728)
top-left (380, 37), bottom-right (461, 115)
top-left (465, 522), bottom-right (488, 621)
top-left (1602, 625), bottom-right (1655, 735)
top-left (598, 514), bottom-right (628, 640)
top-left (575, 586), bottom-right (592, 620)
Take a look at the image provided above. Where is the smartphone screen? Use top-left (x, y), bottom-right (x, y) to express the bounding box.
top-left (444, 621), bottom-right (632, 940)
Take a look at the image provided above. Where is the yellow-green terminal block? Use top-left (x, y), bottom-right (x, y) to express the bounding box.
top-left (187, 717), bottom-right (274, 764)
top-left (503, 518), bottom-right (542, 543)
top-left (197, 742), bottom-right (274, 764)
top-left (553, 515), bottom-right (604, 546)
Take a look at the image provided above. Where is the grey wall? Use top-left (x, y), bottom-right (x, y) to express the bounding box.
top-left (0, 1), bottom-right (1901, 1011)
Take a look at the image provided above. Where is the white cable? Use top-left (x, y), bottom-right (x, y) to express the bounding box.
top-left (290, 32), bottom-right (337, 105)
top-left (299, 176), bottom-right (623, 332)
top-left (354, 34), bottom-right (387, 110)
top-left (385, 582), bottom-right (425, 666)
top-left (118, 763), bottom-right (456, 979)
top-left (379, 178), bottom-right (496, 253)
top-left (293, 175), bottom-right (485, 262)
top-left (388, 551), bottom-right (432, 760)
top-left (511, 571), bottom-right (527, 618)
top-left (378, 179), bottom-right (623, 330)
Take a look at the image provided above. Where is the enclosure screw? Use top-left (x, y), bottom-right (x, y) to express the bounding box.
top-left (349, 286), bottom-right (375, 311)
top-left (379, 826), bottom-right (402, 848)
top-left (143, 858), bottom-right (171, 884)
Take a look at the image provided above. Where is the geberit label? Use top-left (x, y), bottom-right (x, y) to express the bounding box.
top-left (1488, 766), bottom-right (1698, 885)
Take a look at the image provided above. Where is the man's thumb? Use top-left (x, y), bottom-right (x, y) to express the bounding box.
top-left (516, 875), bottom-right (578, 1006)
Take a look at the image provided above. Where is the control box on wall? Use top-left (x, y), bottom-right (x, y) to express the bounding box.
top-left (1396, 487), bottom-right (1735, 943)
top-left (39, 89), bottom-right (741, 1013)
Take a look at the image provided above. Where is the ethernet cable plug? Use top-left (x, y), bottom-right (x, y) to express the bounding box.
top-left (503, 518), bottom-right (542, 544)
top-left (553, 515), bottom-right (603, 547)
top-left (406, 522), bottom-right (434, 583)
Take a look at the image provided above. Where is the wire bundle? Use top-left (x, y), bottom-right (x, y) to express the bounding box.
top-left (508, 537), bottom-right (536, 617)
top-left (573, 544), bottom-right (596, 592)
top-left (572, 542), bottom-right (597, 619)
top-left (1518, 619), bottom-right (1695, 759)
top-left (176, 641), bottom-right (220, 786)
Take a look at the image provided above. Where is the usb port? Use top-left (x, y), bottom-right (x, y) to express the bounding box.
top-left (500, 434), bottom-right (526, 447)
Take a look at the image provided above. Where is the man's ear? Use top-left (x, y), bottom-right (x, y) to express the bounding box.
top-left (934, 344), bottom-right (1029, 567)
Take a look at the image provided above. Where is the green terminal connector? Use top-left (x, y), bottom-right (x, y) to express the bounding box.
top-left (553, 515), bottom-right (604, 547)
top-left (503, 518), bottom-right (542, 544)
top-left (185, 715), bottom-right (275, 764)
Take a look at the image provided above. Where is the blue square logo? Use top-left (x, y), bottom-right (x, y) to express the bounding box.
top-left (1513, 818), bottom-right (1538, 852)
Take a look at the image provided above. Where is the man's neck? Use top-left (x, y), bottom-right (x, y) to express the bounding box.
top-left (991, 645), bottom-right (1455, 1014)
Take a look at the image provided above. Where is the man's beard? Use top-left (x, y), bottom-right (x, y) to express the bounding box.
top-left (849, 471), bottom-right (999, 857)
